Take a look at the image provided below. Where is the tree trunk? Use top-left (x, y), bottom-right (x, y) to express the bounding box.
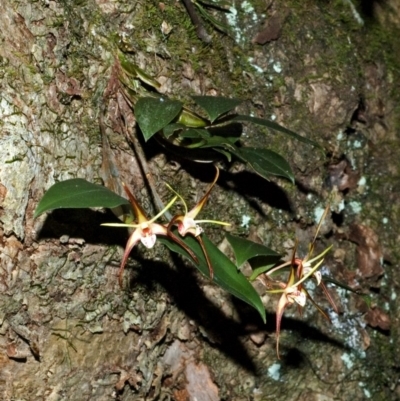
top-left (1, 1), bottom-right (400, 400)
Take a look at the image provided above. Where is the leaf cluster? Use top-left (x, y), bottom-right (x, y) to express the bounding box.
top-left (135, 95), bottom-right (320, 183)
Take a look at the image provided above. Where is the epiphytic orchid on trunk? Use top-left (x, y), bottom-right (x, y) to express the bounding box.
top-left (102, 183), bottom-right (198, 287)
top-left (166, 167), bottom-right (230, 279)
top-left (259, 205), bottom-right (338, 357)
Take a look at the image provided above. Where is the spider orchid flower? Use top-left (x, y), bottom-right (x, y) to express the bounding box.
top-left (166, 167), bottom-right (230, 279)
top-left (266, 255), bottom-right (324, 358)
top-left (102, 183), bottom-right (198, 287)
top-left (263, 205), bottom-right (338, 357)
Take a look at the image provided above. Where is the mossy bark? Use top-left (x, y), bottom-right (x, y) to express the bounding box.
top-left (1, 1), bottom-right (400, 400)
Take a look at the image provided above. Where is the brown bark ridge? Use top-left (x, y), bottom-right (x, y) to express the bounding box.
top-left (1, 0), bottom-right (400, 400)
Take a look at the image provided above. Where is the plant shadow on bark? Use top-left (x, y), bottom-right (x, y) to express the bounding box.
top-left (138, 124), bottom-right (293, 216)
top-left (37, 208), bottom-right (129, 245)
top-left (220, 169), bottom-right (292, 214)
top-left (230, 299), bottom-right (348, 365)
top-left (163, 160), bottom-right (292, 217)
top-left (128, 253), bottom-right (259, 372)
top-left (273, 314), bottom-right (348, 364)
top-left (37, 209), bottom-right (257, 370)
top-left (37, 208), bottom-right (349, 374)
top-left (125, 258), bottom-right (347, 373)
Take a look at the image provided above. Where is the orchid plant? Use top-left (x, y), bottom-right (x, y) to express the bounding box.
top-left (254, 206), bottom-right (338, 357)
top-left (33, 55), bottom-right (346, 358)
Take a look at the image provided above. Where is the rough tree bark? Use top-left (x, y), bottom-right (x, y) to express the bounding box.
top-left (1, 1), bottom-right (400, 400)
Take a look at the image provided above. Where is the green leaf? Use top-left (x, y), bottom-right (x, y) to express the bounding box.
top-left (247, 255), bottom-right (283, 281)
top-left (249, 264), bottom-right (277, 281)
top-left (163, 123), bottom-right (186, 138)
top-left (34, 179), bottom-right (130, 218)
top-left (231, 115), bottom-right (321, 148)
top-left (226, 233), bottom-right (280, 267)
top-left (136, 97), bottom-right (183, 141)
top-left (159, 232), bottom-right (266, 322)
top-left (231, 147), bottom-right (295, 182)
top-left (192, 96), bottom-right (243, 122)
top-left (118, 52), bottom-right (161, 89)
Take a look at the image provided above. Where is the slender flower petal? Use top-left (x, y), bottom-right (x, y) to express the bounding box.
top-left (166, 167), bottom-right (230, 279)
top-left (184, 167), bottom-right (220, 221)
top-left (122, 182), bottom-right (149, 224)
top-left (119, 229), bottom-right (145, 286)
top-left (167, 167), bottom-right (229, 237)
top-left (275, 292), bottom-right (291, 358)
top-left (273, 265), bottom-right (296, 358)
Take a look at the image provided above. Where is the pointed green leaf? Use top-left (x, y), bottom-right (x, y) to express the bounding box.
top-left (136, 97), bottom-right (183, 141)
top-left (249, 264), bottom-right (277, 281)
top-left (192, 96), bottom-right (243, 122)
top-left (231, 115), bottom-right (321, 148)
top-left (118, 52), bottom-right (161, 89)
top-left (231, 147), bottom-right (294, 182)
top-left (34, 179), bottom-right (130, 218)
top-left (247, 255), bottom-right (283, 281)
top-left (159, 232), bottom-right (266, 322)
top-left (226, 233), bottom-right (280, 267)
